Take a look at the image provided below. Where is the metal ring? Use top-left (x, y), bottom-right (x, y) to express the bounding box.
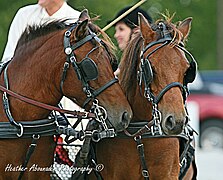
top-left (32, 134), bottom-right (40, 140)
top-left (70, 56), bottom-right (75, 61)
top-left (92, 130), bottom-right (100, 142)
top-left (16, 123), bottom-right (24, 137)
top-left (83, 112), bottom-right (88, 118)
top-left (134, 135), bottom-right (141, 141)
top-left (65, 30), bottom-right (71, 37)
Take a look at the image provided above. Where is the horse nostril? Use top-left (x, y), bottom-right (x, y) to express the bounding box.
top-left (165, 115), bottom-right (176, 131)
top-left (122, 112), bottom-right (131, 129)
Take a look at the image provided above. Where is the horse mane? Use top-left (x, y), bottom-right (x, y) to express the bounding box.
top-left (154, 13), bottom-right (186, 45)
top-left (88, 22), bottom-right (117, 65)
top-left (16, 19), bottom-right (117, 65)
top-left (119, 30), bottom-right (143, 98)
top-left (17, 20), bottom-right (69, 46)
top-left (119, 15), bottom-right (186, 98)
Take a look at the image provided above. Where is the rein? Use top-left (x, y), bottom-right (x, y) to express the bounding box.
top-left (0, 84), bottom-right (95, 119)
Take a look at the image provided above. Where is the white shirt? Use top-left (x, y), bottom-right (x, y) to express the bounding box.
top-left (1, 2), bottom-right (80, 62)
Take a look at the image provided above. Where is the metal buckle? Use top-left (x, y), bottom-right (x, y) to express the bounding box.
top-left (134, 135), bottom-right (141, 141)
top-left (83, 112), bottom-right (88, 118)
top-left (180, 157), bottom-right (187, 167)
top-left (65, 30), bottom-right (71, 37)
top-left (16, 123), bottom-right (24, 137)
top-left (32, 134), bottom-right (40, 140)
top-left (142, 170), bottom-right (149, 178)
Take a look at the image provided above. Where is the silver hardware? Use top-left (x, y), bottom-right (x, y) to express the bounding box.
top-left (16, 123), bottom-right (24, 137)
top-left (65, 30), bottom-right (71, 37)
top-left (142, 170), bottom-right (149, 178)
top-left (32, 134), bottom-right (40, 140)
top-left (65, 47), bottom-right (72, 55)
top-left (180, 157), bottom-right (187, 167)
top-left (91, 99), bottom-right (109, 131)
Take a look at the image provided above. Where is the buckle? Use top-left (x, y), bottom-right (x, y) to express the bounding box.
top-left (83, 112), bottom-right (88, 118)
top-left (180, 157), bottom-right (187, 167)
top-left (16, 123), bottom-right (24, 137)
top-left (65, 30), bottom-right (71, 37)
top-left (142, 170), bottom-right (149, 178)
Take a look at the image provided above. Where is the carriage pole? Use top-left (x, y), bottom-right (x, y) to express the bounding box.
top-left (102, 0), bottom-right (147, 32)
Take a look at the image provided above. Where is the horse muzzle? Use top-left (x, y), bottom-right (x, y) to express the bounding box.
top-left (162, 114), bottom-right (187, 135)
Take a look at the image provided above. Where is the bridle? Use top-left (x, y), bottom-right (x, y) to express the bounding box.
top-left (61, 22), bottom-right (120, 135)
top-left (117, 22), bottom-right (197, 180)
top-left (129, 22), bottom-right (197, 137)
top-left (62, 22), bottom-right (118, 108)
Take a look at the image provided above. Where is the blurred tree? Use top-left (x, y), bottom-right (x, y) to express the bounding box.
top-left (0, 0), bottom-right (36, 59)
top-left (0, 0), bottom-right (218, 71)
top-left (217, 0), bottom-right (223, 69)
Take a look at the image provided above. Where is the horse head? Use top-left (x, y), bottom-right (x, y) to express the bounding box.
top-left (59, 10), bottom-right (132, 131)
top-left (119, 14), bottom-right (196, 135)
top-left (5, 9), bottom-right (132, 133)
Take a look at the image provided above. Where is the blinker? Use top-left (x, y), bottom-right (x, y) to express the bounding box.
top-left (140, 59), bottom-right (153, 87)
top-left (77, 57), bottom-right (98, 82)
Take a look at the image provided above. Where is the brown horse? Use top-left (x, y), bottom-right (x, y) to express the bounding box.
top-left (92, 14), bottom-right (197, 180)
top-left (0, 10), bottom-right (132, 179)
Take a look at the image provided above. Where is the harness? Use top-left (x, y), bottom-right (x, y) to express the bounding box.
top-left (0, 22), bottom-right (118, 179)
top-left (88, 22), bottom-right (197, 180)
top-left (120, 22), bottom-right (197, 180)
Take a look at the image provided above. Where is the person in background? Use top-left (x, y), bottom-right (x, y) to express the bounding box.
top-left (1, 0), bottom-right (80, 62)
top-left (110, 6), bottom-right (153, 75)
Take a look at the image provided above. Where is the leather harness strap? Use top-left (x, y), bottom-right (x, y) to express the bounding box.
top-left (0, 84), bottom-right (95, 118)
top-left (135, 136), bottom-right (149, 179)
top-left (18, 135), bottom-right (40, 180)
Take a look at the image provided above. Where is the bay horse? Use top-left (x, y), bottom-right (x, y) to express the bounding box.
top-left (92, 14), bottom-right (197, 179)
top-left (0, 10), bottom-right (132, 179)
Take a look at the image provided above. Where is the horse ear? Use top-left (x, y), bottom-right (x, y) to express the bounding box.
top-left (138, 13), bottom-right (155, 42)
top-left (178, 17), bottom-right (192, 40)
top-left (75, 19), bottom-right (89, 40)
top-left (79, 9), bottom-right (90, 21)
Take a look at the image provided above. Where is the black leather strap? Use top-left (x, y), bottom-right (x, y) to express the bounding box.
top-left (18, 135), bottom-right (40, 180)
top-left (135, 136), bottom-right (149, 180)
top-left (83, 78), bottom-right (118, 108)
top-left (154, 82), bottom-right (187, 104)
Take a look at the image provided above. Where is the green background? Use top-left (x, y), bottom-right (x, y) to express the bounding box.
top-left (0, 0), bottom-right (220, 70)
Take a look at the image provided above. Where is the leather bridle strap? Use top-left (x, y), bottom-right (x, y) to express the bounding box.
top-left (154, 82), bottom-right (187, 104)
top-left (82, 78), bottom-right (118, 108)
top-left (0, 85), bottom-right (95, 118)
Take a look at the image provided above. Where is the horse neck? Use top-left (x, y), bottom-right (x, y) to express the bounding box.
top-left (128, 83), bottom-right (153, 122)
top-left (5, 31), bottom-right (64, 119)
